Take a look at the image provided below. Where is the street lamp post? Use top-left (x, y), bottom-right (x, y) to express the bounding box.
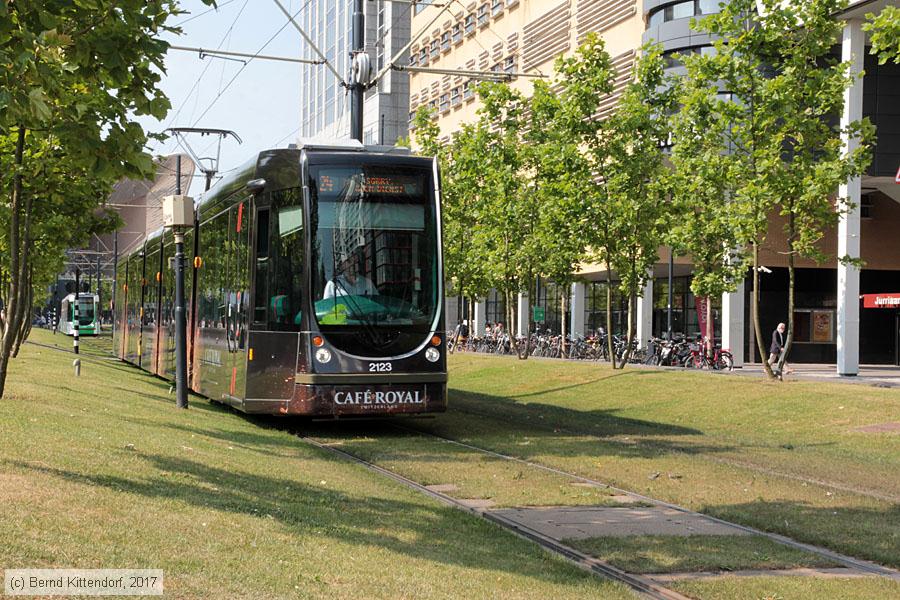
top-left (163, 187), bottom-right (194, 409)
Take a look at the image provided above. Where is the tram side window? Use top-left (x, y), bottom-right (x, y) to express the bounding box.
top-left (198, 208), bottom-right (229, 329)
top-left (253, 208), bottom-right (271, 325)
top-left (127, 255), bottom-right (140, 326)
top-left (266, 188), bottom-right (304, 331)
top-left (144, 249), bottom-right (160, 326)
top-left (230, 200), bottom-right (250, 347)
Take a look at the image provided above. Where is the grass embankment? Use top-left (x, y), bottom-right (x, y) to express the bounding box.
top-left (433, 354), bottom-right (900, 568)
top-left (0, 330), bottom-right (632, 599)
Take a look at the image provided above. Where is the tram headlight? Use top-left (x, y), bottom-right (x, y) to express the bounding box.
top-left (425, 347), bottom-right (440, 363)
top-left (315, 348), bottom-right (332, 364)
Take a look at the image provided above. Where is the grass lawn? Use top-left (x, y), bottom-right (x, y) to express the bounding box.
top-left (0, 330), bottom-right (634, 599)
top-left (564, 535), bottom-right (836, 574)
top-left (412, 353), bottom-right (900, 569)
top-left (671, 575), bottom-right (900, 600)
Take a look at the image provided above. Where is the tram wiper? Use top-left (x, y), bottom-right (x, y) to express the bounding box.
top-left (330, 279), bottom-right (394, 348)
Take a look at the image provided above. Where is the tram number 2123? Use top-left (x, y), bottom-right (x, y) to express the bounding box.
top-left (369, 362), bottom-right (393, 372)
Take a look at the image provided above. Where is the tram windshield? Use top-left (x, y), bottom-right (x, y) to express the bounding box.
top-left (310, 163), bottom-right (439, 355)
top-left (75, 298), bottom-right (94, 325)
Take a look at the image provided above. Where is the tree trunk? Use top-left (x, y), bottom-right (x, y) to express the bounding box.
top-left (778, 214), bottom-right (796, 380)
top-left (621, 292), bottom-right (636, 366)
top-left (11, 268), bottom-right (33, 358)
top-left (751, 240), bottom-right (775, 379)
top-left (560, 288), bottom-right (568, 359)
top-left (706, 294), bottom-right (714, 359)
top-left (0, 126), bottom-right (27, 399)
top-left (605, 261), bottom-right (617, 369)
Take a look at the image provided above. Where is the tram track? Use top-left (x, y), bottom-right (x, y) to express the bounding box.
top-left (293, 430), bottom-right (692, 600)
top-left (447, 404), bottom-right (900, 504)
top-left (386, 421), bottom-right (900, 580)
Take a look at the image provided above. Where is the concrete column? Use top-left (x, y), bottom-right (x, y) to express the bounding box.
top-left (517, 292), bottom-right (529, 337)
top-left (636, 276), bottom-right (653, 348)
top-left (837, 19), bottom-right (863, 376)
top-left (473, 299), bottom-right (486, 337)
top-left (570, 282), bottom-right (586, 338)
top-left (722, 279), bottom-right (745, 368)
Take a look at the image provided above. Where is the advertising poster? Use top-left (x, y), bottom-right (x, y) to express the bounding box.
top-left (812, 310), bottom-right (833, 343)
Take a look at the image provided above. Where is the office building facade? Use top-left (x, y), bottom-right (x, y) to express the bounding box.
top-left (416, 0), bottom-right (900, 369)
top-left (298, 0), bottom-right (411, 145)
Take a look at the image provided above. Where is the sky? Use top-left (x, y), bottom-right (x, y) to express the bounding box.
top-left (133, 0), bottom-right (321, 195)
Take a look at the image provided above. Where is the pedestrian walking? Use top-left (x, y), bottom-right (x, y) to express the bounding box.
top-left (769, 322), bottom-right (786, 374)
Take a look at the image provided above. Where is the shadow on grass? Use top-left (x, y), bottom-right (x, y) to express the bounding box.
top-left (449, 388), bottom-right (701, 438)
top-left (707, 500), bottom-right (900, 570)
top-left (8, 455), bottom-right (595, 586)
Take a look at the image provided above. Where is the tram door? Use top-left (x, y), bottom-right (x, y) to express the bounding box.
top-left (196, 200), bottom-right (249, 401)
top-left (245, 200), bottom-right (301, 402)
top-left (228, 200), bottom-right (251, 400)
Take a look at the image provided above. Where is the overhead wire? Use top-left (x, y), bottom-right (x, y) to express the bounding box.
top-left (151, 0), bottom-right (251, 155)
top-left (189, 0), bottom-right (316, 127)
top-left (170, 0), bottom-right (237, 29)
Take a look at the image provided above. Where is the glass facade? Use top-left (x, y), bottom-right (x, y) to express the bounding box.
top-left (298, 0), bottom-right (410, 145)
top-left (299, 0), bottom-right (352, 139)
top-left (652, 276), bottom-right (721, 340)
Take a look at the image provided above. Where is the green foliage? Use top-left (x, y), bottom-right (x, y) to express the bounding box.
top-left (673, 0), bottom-right (874, 376)
top-left (551, 36), bottom-right (674, 360)
top-left (864, 5), bottom-right (900, 65)
top-left (0, 1), bottom-right (213, 395)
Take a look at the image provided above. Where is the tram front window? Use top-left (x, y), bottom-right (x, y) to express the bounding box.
top-left (310, 164), bottom-right (439, 356)
top-left (76, 299), bottom-right (94, 325)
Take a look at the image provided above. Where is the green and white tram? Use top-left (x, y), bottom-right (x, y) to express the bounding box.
top-left (59, 292), bottom-right (100, 336)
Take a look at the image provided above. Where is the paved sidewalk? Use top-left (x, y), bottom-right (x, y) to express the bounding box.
top-left (734, 363), bottom-right (900, 388)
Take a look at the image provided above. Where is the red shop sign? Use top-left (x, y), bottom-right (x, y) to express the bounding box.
top-left (861, 293), bottom-right (900, 308)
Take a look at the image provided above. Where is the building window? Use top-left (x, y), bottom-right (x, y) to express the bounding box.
top-left (408, 110), bottom-right (417, 126)
top-left (504, 56), bottom-right (515, 74)
top-left (450, 87), bottom-right (461, 106)
top-left (439, 93), bottom-right (450, 112)
top-left (463, 80), bottom-right (475, 100)
top-left (419, 47), bottom-right (428, 65)
top-left (861, 193), bottom-right (874, 219)
top-left (441, 31), bottom-right (451, 52)
top-left (492, 0), bottom-right (503, 16)
top-left (409, 49), bottom-right (418, 66)
top-left (430, 39), bottom-right (440, 59)
top-left (648, 0), bottom-right (724, 27)
top-left (452, 23), bottom-right (462, 44)
top-left (477, 4), bottom-right (489, 26)
top-left (465, 13), bottom-right (476, 34)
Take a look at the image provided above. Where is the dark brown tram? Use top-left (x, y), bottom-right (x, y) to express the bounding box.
top-left (112, 144), bottom-right (447, 417)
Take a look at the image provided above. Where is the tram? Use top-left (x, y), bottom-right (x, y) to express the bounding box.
top-left (113, 143), bottom-right (447, 417)
top-left (59, 292), bottom-right (100, 336)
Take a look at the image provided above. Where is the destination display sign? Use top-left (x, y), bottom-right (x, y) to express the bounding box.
top-left (317, 169), bottom-right (423, 197)
top-left (862, 293), bottom-right (900, 309)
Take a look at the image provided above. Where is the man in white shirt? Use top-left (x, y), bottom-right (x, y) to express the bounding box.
top-left (323, 254), bottom-right (377, 299)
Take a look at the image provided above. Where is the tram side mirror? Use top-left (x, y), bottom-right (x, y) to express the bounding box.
top-left (246, 178), bottom-right (266, 195)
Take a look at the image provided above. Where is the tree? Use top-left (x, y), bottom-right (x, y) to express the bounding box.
top-left (678, 0), bottom-right (874, 378)
top-left (0, 1), bottom-right (212, 397)
top-left (864, 6), bottom-right (900, 64)
top-left (410, 106), bottom-right (491, 341)
top-left (552, 37), bottom-right (674, 367)
top-left (669, 57), bottom-right (748, 352)
top-left (523, 80), bottom-right (590, 356)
